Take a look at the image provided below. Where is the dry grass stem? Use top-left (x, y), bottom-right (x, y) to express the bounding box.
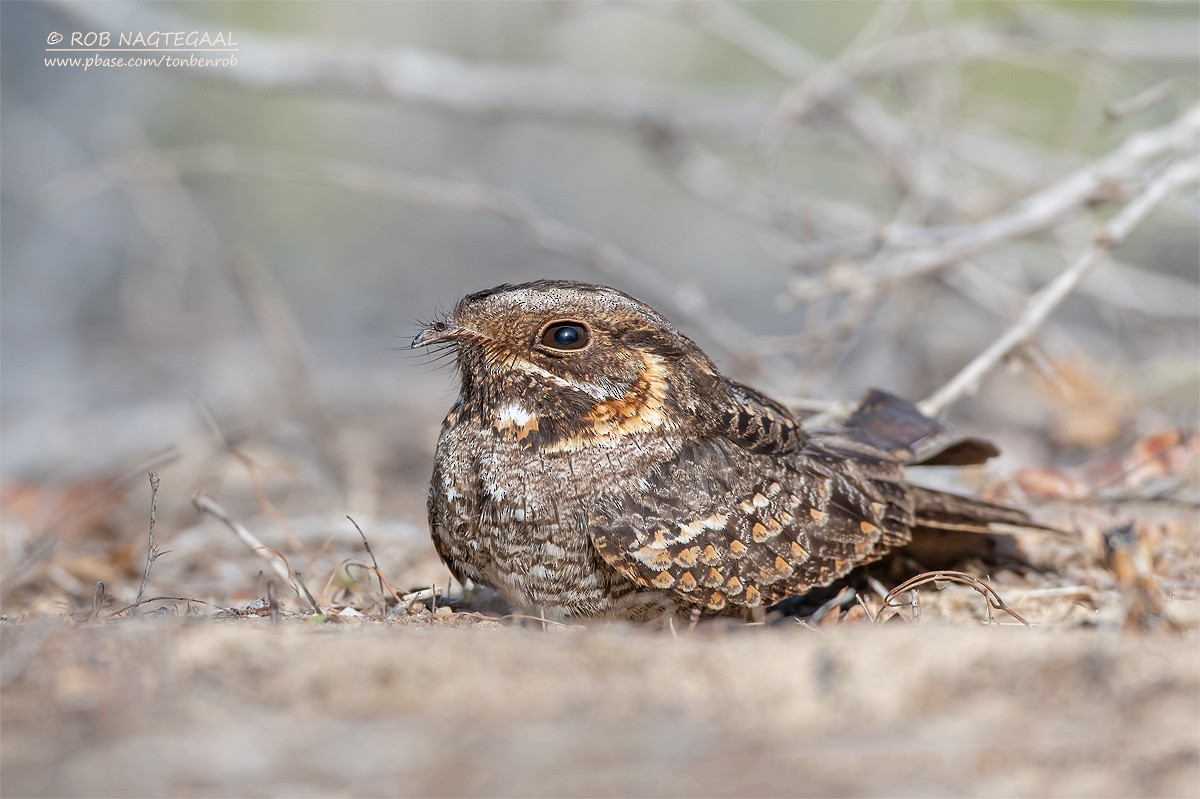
top-left (347, 516), bottom-right (387, 599)
top-left (0, 447), bottom-right (180, 601)
top-left (883, 571), bottom-right (1032, 626)
top-left (191, 491), bottom-right (301, 603)
top-left (132, 472), bottom-right (163, 609)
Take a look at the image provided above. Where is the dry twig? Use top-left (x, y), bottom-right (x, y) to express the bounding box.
top-left (919, 155), bottom-right (1200, 416)
top-left (133, 472), bottom-right (164, 609)
top-left (883, 571), bottom-right (1031, 626)
top-left (788, 104), bottom-right (1200, 301)
top-left (109, 596), bottom-right (232, 618)
top-left (401, 585), bottom-right (442, 608)
top-left (87, 581), bottom-right (107, 622)
top-left (1105, 80), bottom-right (1176, 123)
top-left (41, 144), bottom-right (765, 374)
top-left (191, 490), bottom-right (301, 603)
top-left (189, 396), bottom-right (313, 559)
top-left (338, 559), bottom-right (405, 607)
top-left (346, 516), bottom-right (387, 599)
top-left (670, 1), bottom-right (928, 200)
top-left (293, 572), bottom-right (322, 615)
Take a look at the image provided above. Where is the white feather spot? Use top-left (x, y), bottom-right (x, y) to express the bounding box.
top-left (497, 402), bottom-right (534, 427)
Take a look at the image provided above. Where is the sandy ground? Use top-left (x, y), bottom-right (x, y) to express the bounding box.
top-left (2, 615), bottom-right (1197, 798)
top-left (1, 419), bottom-right (1197, 798)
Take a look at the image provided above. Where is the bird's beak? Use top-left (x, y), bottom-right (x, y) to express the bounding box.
top-left (411, 320), bottom-right (459, 349)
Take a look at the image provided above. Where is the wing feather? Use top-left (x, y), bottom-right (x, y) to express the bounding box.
top-left (589, 432), bottom-right (912, 615)
top-left (588, 382), bottom-right (1031, 616)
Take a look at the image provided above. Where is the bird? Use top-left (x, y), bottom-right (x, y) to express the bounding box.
top-left (412, 280), bottom-right (1033, 621)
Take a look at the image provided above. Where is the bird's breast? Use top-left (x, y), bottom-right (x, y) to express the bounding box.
top-left (431, 411), bottom-right (680, 615)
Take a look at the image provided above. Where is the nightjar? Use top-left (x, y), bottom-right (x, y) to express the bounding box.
top-left (413, 280), bottom-right (1031, 620)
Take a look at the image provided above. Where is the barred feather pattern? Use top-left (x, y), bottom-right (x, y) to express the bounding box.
top-left (415, 280), bottom-right (1031, 620)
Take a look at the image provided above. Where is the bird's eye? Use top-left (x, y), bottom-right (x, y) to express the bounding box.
top-left (539, 321), bottom-right (590, 351)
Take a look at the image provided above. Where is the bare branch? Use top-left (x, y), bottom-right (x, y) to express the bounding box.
top-left (1023, 255), bottom-right (1200, 319)
top-left (788, 104), bottom-right (1200, 300)
top-left (646, 135), bottom-right (877, 236)
top-left (1013, 4), bottom-right (1200, 62)
top-left (668, 1), bottom-right (928, 199)
top-left (1105, 80), bottom-right (1177, 124)
top-left (47, 0), bottom-right (772, 140)
top-left (772, 0), bottom-right (913, 127)
top-left (41, 144), bottom-right (765, 373)
top-left (919, 156), bottom-right (1200, 417)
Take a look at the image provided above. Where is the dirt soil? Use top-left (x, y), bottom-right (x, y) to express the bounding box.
top-left (1, 380), bottom-right (1197, 799)
top-left (1, 421), bottom-right (1198, 798)
top-left (1, 613), bottom-right (1197, 798)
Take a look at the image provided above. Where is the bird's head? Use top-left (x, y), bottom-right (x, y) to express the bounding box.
top-left (413, 280), bottom-right (724, 447)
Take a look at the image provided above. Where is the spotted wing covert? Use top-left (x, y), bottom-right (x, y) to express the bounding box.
top-left (589, 431), bottom-right (915, 614)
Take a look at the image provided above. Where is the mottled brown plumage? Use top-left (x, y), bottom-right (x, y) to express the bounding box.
top-left (412, 280), bottom-right (1030, 620)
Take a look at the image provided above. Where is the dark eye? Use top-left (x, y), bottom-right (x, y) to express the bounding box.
top-left (539, 321), bottom-right (590, 351)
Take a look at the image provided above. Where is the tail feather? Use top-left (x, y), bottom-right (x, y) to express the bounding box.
top-left (902, 485), bottom-right (1062, 568)
top-left (909, 485), bottom-right (1032, 534)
